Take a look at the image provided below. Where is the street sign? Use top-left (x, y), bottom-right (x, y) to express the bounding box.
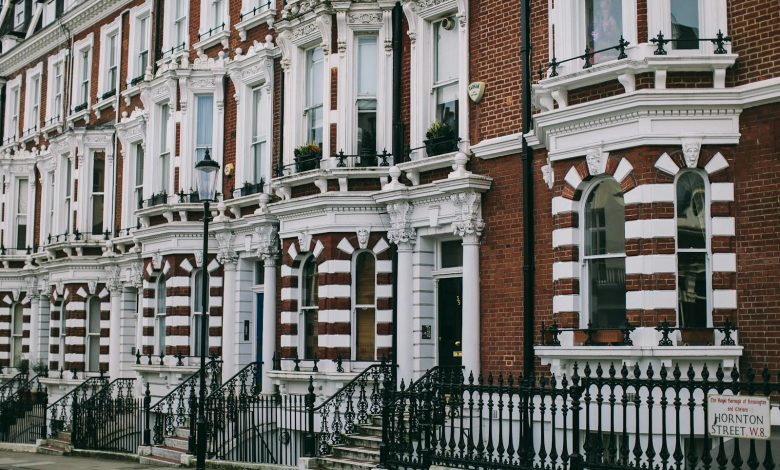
top-left (708, 394), bottom-right (771, 440)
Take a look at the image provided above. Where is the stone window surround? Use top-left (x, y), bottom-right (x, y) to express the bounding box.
top-left (2, 163), bottom-right (36, 252)
top-left (116, 108), bottom-right (148, 230)
top-left (44, 49), bottom-right (69, 131)
top-left (70, 33), bottom-right (94, 118)
top-left (97, 17), bottom-right (122, 98)
top-left (23, 63), bottom-right (44, 138)
top-left (126, 0), bottom-right (153, 86)
top-left (2, 76), bottom-right (22, 144)
top-left (140, 78), bottom-right (178, 198)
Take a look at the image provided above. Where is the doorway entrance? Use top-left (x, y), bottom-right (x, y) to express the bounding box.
top-left (437, 277), bottom-right (463, 368)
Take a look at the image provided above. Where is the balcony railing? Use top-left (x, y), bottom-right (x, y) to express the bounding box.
top-left (161, 42), bottom-right (186, 58)
top-left (650, 29), bottom-right (732, 56)
top-left (236, 180), bottom-right (265, 197)
top-left (144, 191), bottom-right (169, 208)
top-left (335, 149), bottom-right (391, 168)
top-left (239, 1), bottom-right (272, 21)
top-left (198, 23), bottom-right (225, 41)
top-left (540, 37), bottom-right (630, 79)
top-left (541, 319), bottom-right (738, 347)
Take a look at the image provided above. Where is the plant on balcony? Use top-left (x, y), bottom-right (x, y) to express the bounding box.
top-left (294, 143), bottom-right (322, 172)
top-left (424, 120), bottom-right (458, 157)
top-left (32, 361), bottom-right (48, 377)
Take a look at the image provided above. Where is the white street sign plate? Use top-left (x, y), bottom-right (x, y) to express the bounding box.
top-left (708, 394), bottom-right (771, 440)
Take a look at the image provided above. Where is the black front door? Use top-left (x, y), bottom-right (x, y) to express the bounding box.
top-left (438, 277), bottom-right (463, 368)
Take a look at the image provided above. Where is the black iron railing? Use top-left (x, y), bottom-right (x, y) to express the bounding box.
top-left (335, 149), bottom-right (392, 168)
top-left (239, 1), bottom-right (272, 20)
top-left (0, 372), bottom-right (29, 402)
top-left (540, 37), bottom-right (630, 79)
top-left (205, 362), bottom-right (306, 465)
top-left (541, 321), bottom-right (739, 347)
top-left (161, 42), bottom-right (186, 58)
top-left (149, 358), bottom-right (222, 453)
top-left (383, 363), bottom-right (780, 470)
top-left (71, 378), bottom-right (144, 452)
top-left (144, 191), bottom-right (169, 208)
top-left (237, 180), bottom-right (265, 197)
top-left (198, 23), bottom-right (225, 40)
top-left (48, 376), bottom-right (109, 437)
top-left (650, 30), bottom-right (732, 56)
top-left (0, 374), bottom-right (47, 444)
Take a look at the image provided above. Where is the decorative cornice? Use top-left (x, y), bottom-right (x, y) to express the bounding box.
top-left (0, 0), bottom-right (136, 75)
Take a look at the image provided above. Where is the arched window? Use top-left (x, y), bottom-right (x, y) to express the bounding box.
top-left (156, 277), bottom-right (167, 355)
top-left (192, 269), bottom-right (209, 356)
top-left (676, 171), bottom-right (709, 328)
top-left (583, 178), bottom-right (626, 328)
top-left (58, 302), bottom-right (67, 370)
top-left (300, 256), bottom-right (318, 360)
top-left (354, 251), bottom-right (376, 361)
top-left (86, 297), bottom-right (101, 372)
top-left (11, 303), bottom-right (23, 368)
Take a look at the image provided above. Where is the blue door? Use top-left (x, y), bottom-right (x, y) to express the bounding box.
top-left (256, 292), bottom-right (263, 388)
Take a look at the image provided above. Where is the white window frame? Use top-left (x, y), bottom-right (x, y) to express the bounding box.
top-left (181, 74), bottom-right (225, 193)
top-left (354, 34), bottom-right (379, 158)
top-left (155, 277), bottom-right (167, 355)
top-left (134, 143), bottom-right (145, 223)
top-left (98, 18), bottom-right (122, 99)
top-left (45, 50), bottom-right (68, 126)
top-left (58, 302), bottom-right (67, 369)
top-left (195, 94), bottom-right (214, 163)
top-left (45, 169), bottom-right (56, 241)
top-left (86, 296), bottom-right (101, 373)
top-left (304, 46), bottom-right (324, 149)
top-left (191, 269), bottom-right (209, 357)
top-left (674, 169), bottom-right (712, 328)
top-left (158, 103), bottom-right (172, 194)
top-left (13, 177), bottom-right (30, 251)
top-left (11, 303), bottom-right (24, 368)
top-left (116, 110), bottom-right (147, 230)
top-left (199, 0), bottom-right (228, 37)
top-left (163, 0), bottom-right (189, 56)
top-left (579, 177), bottom-right (627, 329)
top-left (70, 34), bottom-right (94, 113)
top-left (298, 255), bottom-right (318, 360)
top-left (127, 1), bottom-right (153, 86)
top-left (646, 0), bottom-right (728, 54)
top-left (24, 64), bottom-right (43, 137)
top-left (351, 250), bottom-right (377, 362)
top-left (3, 76), bottom-right (21, 144)
top-left (43, 0), bottom-right (57, 27)
top-left (60, 155), bottom-right (74, 235)
top-left (89, 152), bottom-right (106, 236)
top-left (13, 2), bottom-right (25, 30)
top-left (250, 87), bottom-right (268, 185)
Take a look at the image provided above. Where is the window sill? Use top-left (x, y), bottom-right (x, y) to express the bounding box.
top-left (194, 30), bottom-right (230, 55)
top-left (121, 83), bottom-right (142, 107)
top-left (67, 108), bottom-right (90, 125)
top-left (20, 130), bottom-right (40, 144)
top-left (235, 8), bottom-right (276, 41)
top-left (41, 119), bottom-right (64, 135)
top-left (93, 95), bottom-right (116, 118)
top-left (534, 45), bottom-right (738, 112)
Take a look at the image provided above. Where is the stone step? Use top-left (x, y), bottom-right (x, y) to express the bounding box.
top-left (37, 445), bottom-right (68, 456)
top-left (151, 445), bottom-right (187, 462)
top-left (317, 455), bottom-right (378, 470)
top-left (342, 433), bottom-right (381, 450)
top-left (331, 445), bottom-right (380, 463)
top-left (164, 436), bottom-right (190, 451)
top-left (139, 454), bottom-right (183, 468)
top-left (175, 427), bottom-right (191, 439)
top-left (370, 415), bottom-right (383, 427)
top-left (57, 431), bottom-right (72, 441)
top-left (354, 424), bottom-right (382, 437)
top-left (47, 438), bottom-right (72, 450)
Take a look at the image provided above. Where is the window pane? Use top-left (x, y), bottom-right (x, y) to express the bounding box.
top-left (436, 83), bottom-right (459, 131)
top-left (17, 179), bottom-right (28, 212)
top-left (253, 141), bottom-right (266, 183)
top-left (88, 298), bottom-right (101, 333)
top-left (135, 144), bottom-right (145, 186)
top-left (357, 36), bottom-right (377, 96)
top-left (193, 314), bottom-right (205, 356)
top-left (157, 315), bottom-right (166, 354)
top-left (157, 279), bottom-right (166, 314)
top-left (587, 257), bottom-right (626, 328)
top-left (13, 305), bottom-right (23, 335)
top-left (676, 172), bottom-right (706, 249)
top-left (194, 270), bottom-right (206, 313)
top-left (252, 88), bottom-right (263, 141)
top-left (357, 102), bottom-right (376, 157)
top-left (92, 153), bottom-right (105, 192)
top-left (585, 179), bottom-right (625, 256)
top-left (160, 104), bottom-right (169, 151)
top-left (355, 252), bottom-right (376, 305)
top-left (92, 194), bottom-right (104, 234)
top-left (308, 106), bottom-right (323, 146)
top-left (306, 48), bottom-right (324, 108)
top-left (356, 308), bottom-right (375, 361)
top-left (671, 0), bottom-right (699, 50)
top-left (160, 153), bottom-right (170, 193)
top-left (304, 309), bottom-right (318, 360)
top-left (441, 240), bottom-right (463, 268)
top-left (585, 0), bottom-right (622, 62)
top-left (678, 251), bottom-right (707, 328)
top-left (301, 257), bottom-right (318, 308)
top-left (196, 95), bottom-right (213, 160)
top-left (434, 18), bottom-right (459, 83)
top-left (89, 336), bottom-right (100, 371)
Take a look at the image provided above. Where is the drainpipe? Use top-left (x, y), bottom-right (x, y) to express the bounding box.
top-left (0, 82), bottom-right (6, 143)
top-left (391, 1), bottom-right (403, 166)
top-left (152, 0), bottom-right (163, 75)
top-left (521, 0), bottom-right (535, 379)
top-left (277, 68), bottom-right (285, 176)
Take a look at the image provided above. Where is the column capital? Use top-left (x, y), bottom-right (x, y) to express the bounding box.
top-left (105, 265), bottom-right (123, 293)
top-left (386, 201), bottom-right (416, 246)
top-left (451, 192), bottom-right (485, 242)
top-left (215, 230), bottom-right (239, 266)
top-left (25, 276), bottom-right (41, 300)
top-left (255, 225), bottom-right (280, 262)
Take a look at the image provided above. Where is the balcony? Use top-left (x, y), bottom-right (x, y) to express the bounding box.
top-left (272, 150), bottom-right (393, 200)
top-left (194, 23), bottom-right (229, 54)
top-left (536, 320), bottom-right (743, 379)
top-left (135, 190), bottom-right (221, 228)
top-left (235, 1), bottom-right (276, 41)
top-left (41, 230), bottom-right (113, 260)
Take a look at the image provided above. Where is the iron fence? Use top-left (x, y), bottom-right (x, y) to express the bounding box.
top-left (0, 375), bottom-right (47, 444)
top-left (383, 363), bottom-right (780, 470)
top-left (71, 378), bottom-right (144, 452)
top-left (48, 376), bottom-right (109, 437)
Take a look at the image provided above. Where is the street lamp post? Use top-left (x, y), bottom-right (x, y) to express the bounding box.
top-left (194, 149), bottom-right (220, 470)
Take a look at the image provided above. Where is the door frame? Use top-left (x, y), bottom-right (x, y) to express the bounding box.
top-left (432, 238), bottom-right (464, 367)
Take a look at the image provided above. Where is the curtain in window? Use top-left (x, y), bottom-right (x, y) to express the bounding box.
top-left (584, 178), bottom-right (626, 328)
top-left (585, 0), bottom-right (622, 62)
top-left (676, 171), bottom-right (708, 328)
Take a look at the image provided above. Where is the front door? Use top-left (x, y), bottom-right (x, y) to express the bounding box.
top-left (256, 292), bottom-right (263, 387)
top-left (437, 277), bottom-right (463, 368)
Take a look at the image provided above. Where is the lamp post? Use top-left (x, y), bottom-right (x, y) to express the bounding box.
top-left (194, 148), bottom-right (219, 470)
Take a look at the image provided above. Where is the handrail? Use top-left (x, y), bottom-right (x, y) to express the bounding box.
top-left (312, 361), bottom-right (392, 412)
top-left (71, 378), bottom-right (138, 450)
top-left (206, 361), bottom-right (259, 401)
top-left (0, 372), bottom-right (29, 401)
top-left (47, 376), bottom-right (108, 410)
top-left (150, 358), bottom-right (222, 410)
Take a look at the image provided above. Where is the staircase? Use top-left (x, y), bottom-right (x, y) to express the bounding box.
top-left (139, 427), bottom-right (190, 468)
top-left (313, 414), bottom-right (382, 470)
top-left (38, 430), bottom-right (73, 455)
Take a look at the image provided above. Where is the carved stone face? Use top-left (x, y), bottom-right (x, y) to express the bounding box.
top-left (357, 229), bottom-right (370, 250)
top-left (683, 141), bottom-right (701, 168)
top-left (586, 149), bottom-right (603, 176)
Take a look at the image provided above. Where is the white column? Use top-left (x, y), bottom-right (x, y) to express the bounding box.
top-left (461, 236), bottom-right (480, 378)
top-left (108, 285), bottom-right (122, 378)
top-left (36, 295), bottom-right (51, 367)
top-left (28, 291), bottom-right (40, 362)
top-left (221, 260), bottom-right (238, 381)
top-left (396, 242), bottom-right (415, 384)
top-left (119, 287), bottom-right (139, 378)
top-left (261, 257), bottom-right (278, 393)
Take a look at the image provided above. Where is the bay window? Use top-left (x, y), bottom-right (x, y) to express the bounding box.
top-left (433, 18), bottom-right (459, 131)
top-left (192, 269), bottom-right (209, 356)
top-left (305, 47), bottom-right (324, 148)
top-left (300, 255), bottom-right (318, 360)
top-left (251, 88), bottom-right (268, 184)
top-left (159, 103), bottom-right (171, 193)
top-left (357, 36), bottom-right (378, 160)
top-left (676, 171), bottom-right (709, 328)
top-left (196, 95), bottom-right (214, 162)
top-left (91, 153), bottom-right (105, 235)
top-left (15, 179), bottom-right (28, 250)
top-left (582, 178), bottom-right (626, 328)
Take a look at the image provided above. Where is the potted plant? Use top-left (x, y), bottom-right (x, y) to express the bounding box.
top-left (424, 120), bottom-right (458, 157)
top-left (294, 143), bottom-right (322, 172)
top-left (32, 361), bottom-right (48, 377)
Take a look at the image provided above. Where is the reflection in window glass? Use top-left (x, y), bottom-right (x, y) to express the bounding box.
top-left (434, 18), bottom-right (459, 132)
top-left (678, 252), bottom-right (707, 328)
top-left (671, 0), bottom-right (699, 50)
top-left (676, 171), bottom-right (708, 328)
top-left (440, 240), bottom-right (463, 269)
top-left (584, 179), bottom-right (625, 328)
top-left (676, 172), bottom-right (706, 249)
top-left (585, 0), bottom-right (622, 63)
top-left (305, 48), bottom-right (324, 148)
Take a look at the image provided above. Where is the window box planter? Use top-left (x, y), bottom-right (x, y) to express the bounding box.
top-left (424, 135), bottom-right (459, 157)
top-left (573, 329), bottom-right (626, 346)
top-left (294, 144), bottom-right (323, 173)
top-left (239, 181), bottom-right (264, 197)
top-left (679, 329), bottom-right (713, 346)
